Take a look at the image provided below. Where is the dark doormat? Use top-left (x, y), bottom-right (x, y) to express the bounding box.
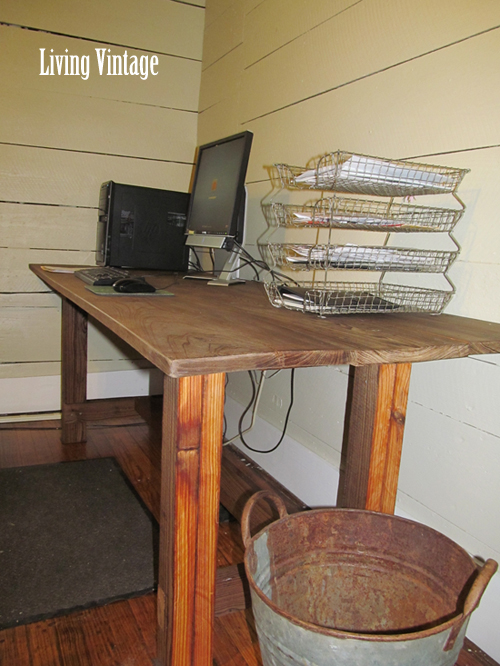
top-left (0, 457), bottom-right (158, 630)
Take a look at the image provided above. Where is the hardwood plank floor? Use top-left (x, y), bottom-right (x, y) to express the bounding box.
top-left (0, 404), bottom-right (497, 666)
top-left (0, 411), bottom-right (261, 666)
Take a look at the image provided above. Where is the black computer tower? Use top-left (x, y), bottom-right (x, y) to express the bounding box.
top-left (96, 181), bottom-right (190, 271)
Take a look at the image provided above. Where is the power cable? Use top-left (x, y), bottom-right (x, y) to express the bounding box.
top-left (234, 368), bottom-right (295, 454)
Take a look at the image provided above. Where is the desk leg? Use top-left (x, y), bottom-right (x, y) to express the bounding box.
top-left (157, 373), bottom-right (225, 666)
top-left (337, 363), bottom-right (412, 514)
top-left (61, 297), bottom-right (88, 444)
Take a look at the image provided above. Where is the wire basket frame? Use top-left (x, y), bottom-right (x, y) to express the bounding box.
top-left (268, 243), bottom-right (458, 273)
top-left (267, 197), bottom-right (464, 232)
top-left (275, 151), bottom-right (469, 197)
top-left (265, 280), bottom-right (453, 316)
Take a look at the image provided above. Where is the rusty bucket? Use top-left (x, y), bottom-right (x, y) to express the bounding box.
top-left (242, 491), bottom-right (497, 666)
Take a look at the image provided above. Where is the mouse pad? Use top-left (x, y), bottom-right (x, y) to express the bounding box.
top-left (85, 286), bottom-right (174, 297)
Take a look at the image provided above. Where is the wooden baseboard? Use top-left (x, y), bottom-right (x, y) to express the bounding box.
top-left (213, 443), bottom-right (309, 617)
top-left (220, 443), bottom-right (308, 525)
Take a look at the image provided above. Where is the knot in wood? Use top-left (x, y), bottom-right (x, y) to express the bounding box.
top-left (392, 409), bottom-right (405, 426)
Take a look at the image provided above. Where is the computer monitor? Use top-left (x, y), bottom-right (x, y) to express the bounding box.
top-left (184, 131), bottom-right (253, 286)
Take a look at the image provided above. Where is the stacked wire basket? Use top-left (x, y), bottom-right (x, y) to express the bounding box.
top-left (264, 150), bottom-right (469, 316)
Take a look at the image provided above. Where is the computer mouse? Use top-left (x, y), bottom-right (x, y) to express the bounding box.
top-left (112, 278), bottom-right (156, 294)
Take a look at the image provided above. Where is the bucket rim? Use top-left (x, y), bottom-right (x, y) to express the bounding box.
top-left (245, 506), bottom-right (475, 561)
top-left (243, 507), bottom-right (477, 644)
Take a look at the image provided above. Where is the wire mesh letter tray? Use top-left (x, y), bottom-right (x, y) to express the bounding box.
top-left (265, 150), bottom-right (469, 316)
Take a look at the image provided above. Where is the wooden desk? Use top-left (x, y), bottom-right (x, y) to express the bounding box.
top-left (30, 265), bottom-right (500, 666)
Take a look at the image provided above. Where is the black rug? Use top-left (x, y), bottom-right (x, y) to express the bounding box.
top-left (0, 457), bottom-right (158, 630)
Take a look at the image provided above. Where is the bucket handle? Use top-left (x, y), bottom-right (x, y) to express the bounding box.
top-left (444, 558), bottom-right (498, 652)
top-left (241, 490), bottom-right (289, 550)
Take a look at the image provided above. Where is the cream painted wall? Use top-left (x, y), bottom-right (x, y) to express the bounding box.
top-left (0, 0), bottom-right (205, 392)
top-left (198, 0), bottom-right (500, 658)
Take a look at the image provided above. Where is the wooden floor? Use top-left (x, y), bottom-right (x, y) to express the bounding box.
top-left (0, 405), bottom-right (497, 666)
top-left (0, 408), bottom-right (261, 666)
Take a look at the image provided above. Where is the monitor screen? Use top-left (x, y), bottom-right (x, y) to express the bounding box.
top-left (185, 131), bottom-right (253, 243)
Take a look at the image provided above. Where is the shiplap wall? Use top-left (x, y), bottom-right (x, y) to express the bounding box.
top-left (199, 0), bottom-right (500, 657)
top-left (0, 0), bottom-right (204, 397)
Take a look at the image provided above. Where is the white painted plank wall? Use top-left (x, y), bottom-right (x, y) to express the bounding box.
top-left (198, 0), bottom-right (500, 658)
top-left (0, 0), bottom-right (205, 402)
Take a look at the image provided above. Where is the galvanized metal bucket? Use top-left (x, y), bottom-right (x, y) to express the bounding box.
top-left (242, 491), bottom-right (497, 666)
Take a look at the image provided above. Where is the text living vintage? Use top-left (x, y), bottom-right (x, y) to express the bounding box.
top-left (39, 48), bottom-right (159, 80)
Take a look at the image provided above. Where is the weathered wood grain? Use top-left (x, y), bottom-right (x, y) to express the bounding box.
top-left (61, 298), bottom-right (88, 443)
top-left (337, 363), bottom-right (411, 513)
top-left (157, 373), bottom-right (225, 666)
top-left (365, 363), bottom-right (412, 513)
top-left (32, 266), bottom-right (500, 379)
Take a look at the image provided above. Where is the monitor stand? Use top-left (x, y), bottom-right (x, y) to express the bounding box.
top-left (183, 237), bottom-right (245, 286)
top-left (207, 248), bottom-right (245, 286)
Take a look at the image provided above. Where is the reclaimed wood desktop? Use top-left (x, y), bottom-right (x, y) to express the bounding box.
top-left (30, 265), bottom-right (500, 666)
